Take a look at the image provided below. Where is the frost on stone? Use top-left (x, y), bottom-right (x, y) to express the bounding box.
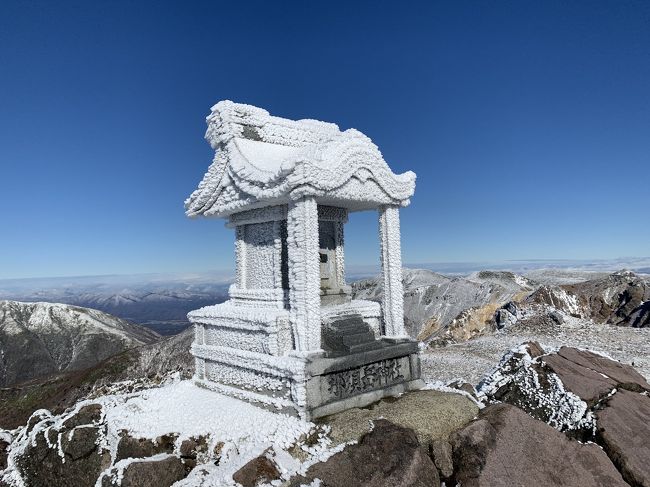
top-left (184, 100), bottom-right (416, 218)
top-left (182, 101), bottom-right (420, 420)
top-left (477, 343), bottom-right (596, 437)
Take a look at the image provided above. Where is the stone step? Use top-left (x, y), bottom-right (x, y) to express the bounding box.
top-left (341, 332), bottom-right (376, 346)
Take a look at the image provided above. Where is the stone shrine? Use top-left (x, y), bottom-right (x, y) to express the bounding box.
top-left (185, 101), bottom-right (422, 419)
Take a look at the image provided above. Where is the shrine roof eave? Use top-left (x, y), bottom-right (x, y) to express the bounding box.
top-left (184, 101), bottom-right (416, 219)
top-left (185, 184), bottom-right (415, 220)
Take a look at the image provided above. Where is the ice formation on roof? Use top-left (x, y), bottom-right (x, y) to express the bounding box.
top-left (185, 101), bottom-right (416, 218)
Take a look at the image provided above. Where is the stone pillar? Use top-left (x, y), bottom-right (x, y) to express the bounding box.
top-left (287, 197), bottom-right (321, 351)
top-left (379, 205), bottom-right (406, 337)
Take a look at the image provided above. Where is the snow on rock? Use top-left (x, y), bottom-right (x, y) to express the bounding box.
top-left (1, 379), bottom-right (338, 487)
top-left (477, 342), bottom-right (596, 437)
top-left (526, 286), bottom-right (583, 316)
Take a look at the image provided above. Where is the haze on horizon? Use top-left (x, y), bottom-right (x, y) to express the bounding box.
top-left (1, 1), bottom-right (648, 280)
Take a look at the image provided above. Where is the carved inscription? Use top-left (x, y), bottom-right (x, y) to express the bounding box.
top-left (326, 358), bottom-right (406, 399)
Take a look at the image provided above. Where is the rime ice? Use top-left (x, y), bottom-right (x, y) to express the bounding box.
top-left (184, 101), bottom-right (422, 419)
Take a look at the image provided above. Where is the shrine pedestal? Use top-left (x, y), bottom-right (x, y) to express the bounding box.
top-left (304, 338), bottom-right (423, 419)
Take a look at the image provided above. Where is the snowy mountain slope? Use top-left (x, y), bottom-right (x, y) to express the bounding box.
top-left (0, 300), bottom-right (160, 387)
top-left (527, 270), bottom-right (650, 327)
top-left (352, 269), bottom-right (534, 340)
top-left (0, 327), bottom-right (193, 430)
top-left (0, 274), bottom-right (231, 335)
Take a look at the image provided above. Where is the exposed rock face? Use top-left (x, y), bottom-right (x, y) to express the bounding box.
top-left (232, 453), bottom-right (281, 487)
top-left (0, 438), bottom-right (9, 470)
top-left (0, 300), bottom-right (160, 387)
top-left (4, 402), bottom-right (195, 487)
top-left (101, 455), bottom-right (189, 487)
top-left (450, 403), bottom-right (628, 487)
top-left (480, 343), bottom-right (650, 485)
top-left (596, 389), bottom-right (650, 487)
top-left (290, 419), bottom-right (440, 487)
top-left (479, 343), bottom-right (650, 437)
top-left (528, 270), bottom-right (650, 327)
top-left (545, 347), bottom-right (649, 401)
top-left (13, 404), bottom-right (111, 487)
top-left (115, 433), bottom-right (177, 461)
top-left (429, 439), bottom-right (454, 480)
top-left (478, 343), bottom-right (596, 436)
top-left (352, 269), bottom-right (533, 340)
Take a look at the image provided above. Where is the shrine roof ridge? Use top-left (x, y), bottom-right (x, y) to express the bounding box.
top-left (185, 100), bottom-right (416, 218)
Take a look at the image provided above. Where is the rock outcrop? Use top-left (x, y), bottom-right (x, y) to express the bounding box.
top-left (479, 342), bottom-right (650, 486)
top-left (352, 268), bottom-right (533, 341)
top-left (11, 404), bottom-right (111, 487)
top-left (450, 403), bottom-right (628, 487)
top-left (527, 270), bottom-right (650, 327)
top-left (596, 389), bottom-right (650, 486)
top-left (232, 453), bottom-right (281, 487)
top-left (290, 419), bottom-right (440, 487)
top-left (100, 455), bottom-right (190, 487)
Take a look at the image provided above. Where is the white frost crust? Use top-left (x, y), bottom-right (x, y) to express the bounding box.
top-left (191, 344), bottom-right (307, 379)
top-left (322, 300), bottom-right (382, 337)
top-left (423, 381), bottom-right (484, 409)
top-left (379, 206), bottom-right (406, 337)
top-left (188, 300), bottom-right (288, 324)
top-left (185, 101), bottom-right (416, 218)
top-left (287, 198), bottom-right (322, 352)
top-left (477, 344), bottom-right (596, 433)
top-left (3, 380), bottom-right (350, 487)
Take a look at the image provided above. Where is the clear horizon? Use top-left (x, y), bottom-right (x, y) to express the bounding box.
top-left (1, 1), bottom-right (649, 279)
top-left (1, 256), bottom-right (648, 282)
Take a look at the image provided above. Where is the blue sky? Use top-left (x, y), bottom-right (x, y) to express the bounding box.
top-left (0, 0), bottom-right (648, 279)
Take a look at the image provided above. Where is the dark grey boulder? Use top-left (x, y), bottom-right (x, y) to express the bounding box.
top-left (0, 439), bottom-right (9, 470)
top-left (429, 439), bottom-right (454, 479)
top-left (115, 432), bottom-right (177, 461)
top-left (101, 455), bottom-right (189, 487)
top-left (15, 405), bottom-right (111, 487)
top-left (232, 453), bottom-right (281, 487)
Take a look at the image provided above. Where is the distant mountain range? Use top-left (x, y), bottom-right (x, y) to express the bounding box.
top-left (0, 272), bottom-right (232, 335)
top-left (0, 300), bottom-right (160, 387)
top-left (0, 259), bottom-right (647, 336)
top-left (353, 268), bottom-right (650, 344)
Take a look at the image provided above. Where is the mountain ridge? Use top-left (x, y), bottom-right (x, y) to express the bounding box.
top-left (0, 300), bottom-right (160, 387)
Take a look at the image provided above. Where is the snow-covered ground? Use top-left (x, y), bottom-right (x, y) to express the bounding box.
top-left (421, 312), bottom-right (650, 385)
top-left (2, 378), bottom-right (344, 487)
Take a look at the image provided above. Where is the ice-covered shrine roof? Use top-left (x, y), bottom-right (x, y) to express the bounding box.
top-left (185, 100), bottom-right (416, 218)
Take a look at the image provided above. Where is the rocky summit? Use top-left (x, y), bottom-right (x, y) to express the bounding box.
top-left (1, 268), bottom-right (649, 486)
top-left (1, 342), bottom-right (648, 486)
